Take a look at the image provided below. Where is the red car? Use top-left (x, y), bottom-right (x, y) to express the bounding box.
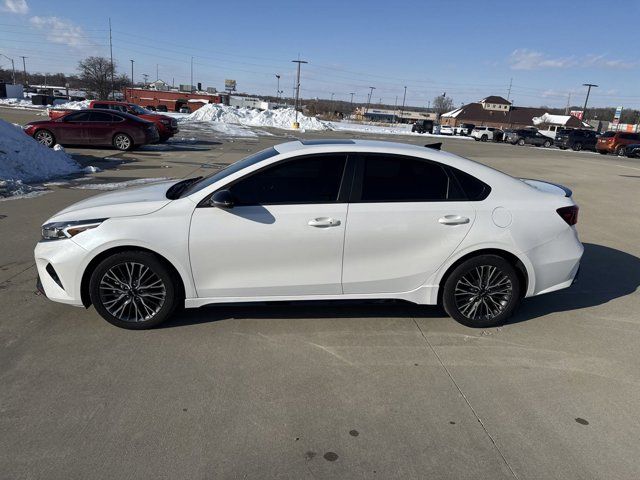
top-left (49, 100), bottom-right (179, 142)
top-left (24, 109), bottom-right (160, 151)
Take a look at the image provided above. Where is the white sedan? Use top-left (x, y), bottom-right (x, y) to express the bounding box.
top-left (35, 139), bottom-right (583, 329)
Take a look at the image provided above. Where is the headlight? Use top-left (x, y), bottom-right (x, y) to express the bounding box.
top-left (160, 119), bottom-right (170, 125)
top-left (41, 219), bottom-right (107, 241)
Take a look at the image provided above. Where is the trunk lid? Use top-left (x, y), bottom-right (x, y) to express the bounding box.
top-left (520, 178), bottom-right (572, 197)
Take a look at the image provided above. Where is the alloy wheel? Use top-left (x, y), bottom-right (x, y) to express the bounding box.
top-left (98, 262), bottom-right (166, 322)
top-left (35, 131), bottom-right (54, 147)
top-left (454, 265), bottom-right (513, 321)
top-left (114, 134), bottom-right (131, 150)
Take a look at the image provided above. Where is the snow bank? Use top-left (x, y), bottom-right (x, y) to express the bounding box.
top-left (0, 98), bottom-right (41, 109)
top-left (184, 104), bottom-right (330, 131)
top-left (329, 121), bottom-right (473, 139)
top-left (0, 119), bottom-right (81, 197)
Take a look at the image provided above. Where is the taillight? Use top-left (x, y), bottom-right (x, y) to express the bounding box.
top-left (557, 206), bottom-right (579, 226)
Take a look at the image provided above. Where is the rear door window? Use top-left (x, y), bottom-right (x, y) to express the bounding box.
top-left (357, 154), bottom-right (451, 202)
top-left (88, 111), bottom-right (115, 122)
top-left (63, 112), bottom-right (91, 122)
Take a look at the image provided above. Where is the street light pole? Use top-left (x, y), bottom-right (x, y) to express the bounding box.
top-left (365, 86), bottom-right (375, 115)
top-left (291, 58), bottom-right (308, 125)
top-left (582, 83), bottom-right (598, 122)
top-left (130, 59), bottom-right (134, 86)
top-left (275, 74), bottom-right (280, 100)
top-left (20, 56), bottom-right (27, 85)
top-left (400, 85), bottom-right (407, 123)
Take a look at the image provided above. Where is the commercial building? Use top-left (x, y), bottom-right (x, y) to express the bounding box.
top-left (441, 96), bottom-right (589, 130)
top-left (354, 107), bottom-right (436, 123)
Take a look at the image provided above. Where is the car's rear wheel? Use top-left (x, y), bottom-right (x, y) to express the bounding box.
top-left (543, 140), bottom-right (551, 148)
top-left (481, 134), bottom-right (488, 142)
top-left (616, 146), bottom-right (627, 156)
top-left (571, 143), bottom-right (582, 151)
top-left (89, 251), bottom-right (180, 329)
top-left (442, 255), bottom-right (521, 328)
top-left (34, 129), bottom-right (55, 148)
top-left (113, 133), bottom-right (133, 151)
top-left (517, 138), bottom-right (525, 146)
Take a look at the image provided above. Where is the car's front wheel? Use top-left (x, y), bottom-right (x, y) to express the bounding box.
top-left (34, 129), bottom-right (55, 148)
top-left (517, 138), bottom-right (525, 146)
top-left (442, 255), bottom-right (521, 328)
top-left (616, 146), bottom-right (627, 156)
top-left (113, 133), bottom-right (134, 151)
top-left (572, 142), bottom-right (582, 151)
top-left (89, 251), bottom-right (180, 329)
top-left (543, 140), bottom-right (551, 148)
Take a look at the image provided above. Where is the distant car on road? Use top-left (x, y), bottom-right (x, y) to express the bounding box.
top-left (626, 144), bottom-right (640, 158)
top-left (470, 126), bottom-right (502, 142)
top-left (453, 123), bottom-right (475, 136)
top-left (439, 125), bottom-right (454, 135)
top-left (596, 131), bottom-right (640, 156)
top-left (49, 100), bottom-right (178, 142)
top-left (24, 109), bottom-right (159, 151)
top-left (507, 129), bottom-right (552, 147)
top-left (35, 139), bottom-right (583, 330)
top-left (554, 129), bottom-right (598, 151)
top-left (411, 119), bottom-right (435, 134)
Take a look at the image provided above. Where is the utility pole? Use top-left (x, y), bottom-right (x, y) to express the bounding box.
top-left (507, 77), bottom-right (513, 101)
top-left (190, 56), bottom-right (194, 91)
top-left (142, 73), bottom-right (149, 86)
top-left (400, 85), bottom-right (407, 122)
top-left (275, 74), bottom-right (280, 100)
top-left (565, 92), bottom-right (571, 115)
top-left (108, 18), bottom-right (114, 99)
top-left (1, 54), bottom-right (16, 84)
top-left (330, 92), bottom-right (335, 114)
top-left (365, 86), bottom-right (375, 114)
top-left (156, 64), bottom-right (159, 81)
top-left (582, 83), bottom-right (598, 121)
top-left (394, 95), bottom-right (398, 123)
top-left (20, 56), bottom-right (27, 85)
top-left (291, 58), bottom-right (308, 125)
top-left (130, 59), bottom-right (134, 86)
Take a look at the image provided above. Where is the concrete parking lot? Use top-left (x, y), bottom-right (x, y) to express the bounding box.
top-left (1, 106), bottom-right (639, 479)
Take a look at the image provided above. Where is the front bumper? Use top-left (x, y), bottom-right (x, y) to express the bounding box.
top-left (34, 239), bottom-right (87, 306)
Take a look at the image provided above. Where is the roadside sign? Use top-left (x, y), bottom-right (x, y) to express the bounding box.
top-left (570, 110), bottom-right (584, 120)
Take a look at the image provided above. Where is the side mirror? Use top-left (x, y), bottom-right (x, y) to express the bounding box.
top-left (210, 190), bottom-right (234, 209)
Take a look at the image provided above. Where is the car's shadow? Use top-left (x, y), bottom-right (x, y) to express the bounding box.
top-left (163, 243), bottom-right (639, 329)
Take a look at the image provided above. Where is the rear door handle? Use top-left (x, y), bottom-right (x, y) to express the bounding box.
top-left (439, 215), bottom-right (470, 225)
top-left (308, 217), bottom-right (341, 228)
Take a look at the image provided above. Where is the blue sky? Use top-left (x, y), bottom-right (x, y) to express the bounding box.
top-left (1, 0), bottom-right (639, 108)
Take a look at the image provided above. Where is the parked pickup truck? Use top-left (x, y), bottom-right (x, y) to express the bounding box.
top-left (49, 101), bottom-right (178, 142)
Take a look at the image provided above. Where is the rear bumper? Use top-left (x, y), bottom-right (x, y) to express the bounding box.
top-left (525, 227), bottom-right (584, 297)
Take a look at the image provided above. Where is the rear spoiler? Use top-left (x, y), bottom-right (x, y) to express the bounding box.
top-left (520, 178), bottom-right (572, 197)
top-left (425, 142), bottom-right (442, 151)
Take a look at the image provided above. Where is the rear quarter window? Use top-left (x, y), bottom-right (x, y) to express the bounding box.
top-left (449, 168), bottom-right (491, 201)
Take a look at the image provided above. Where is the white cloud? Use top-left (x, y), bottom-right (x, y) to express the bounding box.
top-left (29, 16), bottom-right (88, 48)
top-left (509, 49), bottom-right (636, 70)
top-left (509, 49), bottom-right (576, 70)
top-left (2, 0), bottom-right (28, 14)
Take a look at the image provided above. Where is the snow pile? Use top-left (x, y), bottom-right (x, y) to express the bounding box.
top-left (0, 119), bottom-right (80, 197)
top-left (184, 104), bottom-right (330, 131)
top-left (0, 98), bottom-right (40, 109)
top-left (329, 121), bottom-right (473, 139)
top-left (50, 99), bottom-right (91, 111)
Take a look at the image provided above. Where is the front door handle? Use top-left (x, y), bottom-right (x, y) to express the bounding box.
top-left (439, 215), bottom-right (470, 225)
top-left (308, 217), bottom-right (341, 228)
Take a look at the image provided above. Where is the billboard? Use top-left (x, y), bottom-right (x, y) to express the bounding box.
top-left (570, 110), bottom-right (584, 120)
top-left (612, 106), bottom-right (623, 125)
top-left (224, 79), bottom-right (237, 91)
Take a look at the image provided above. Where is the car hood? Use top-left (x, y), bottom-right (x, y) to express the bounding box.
top-left (46, 179), bottom-right (179, 224)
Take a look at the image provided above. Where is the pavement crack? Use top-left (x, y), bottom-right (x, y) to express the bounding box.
top-left (412, 318), bottom-right (519, 480)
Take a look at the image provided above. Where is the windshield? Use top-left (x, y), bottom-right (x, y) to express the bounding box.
top-left (180, 147), bottom-right (280, 197)
top-left (128, 104), bottom-right (151, 115)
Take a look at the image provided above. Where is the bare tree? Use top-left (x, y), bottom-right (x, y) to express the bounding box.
top-left (432, 95), bottom-right (454, 117)
top-left (77, 56), bottom-right (115, 100)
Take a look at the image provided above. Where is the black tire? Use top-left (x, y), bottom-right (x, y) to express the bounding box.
top-left (481, 135), bottom-right (488, 142)
top-left (517, 138), bottom-right (525, 146)
top-left (543, 140), bottom-right (551, 148)
top-left (34, 129), bottom-right (55, 148)
top-left (572, 142), bottom-right (582, 151)
top-left (89, 251), bottom-right (180, 329)
top-left (616, 146), bottom-right (627, 156)
top-left (113, 132), bottom-right (134, 151)
top-left (442, 255), bottom-right (521, 328)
